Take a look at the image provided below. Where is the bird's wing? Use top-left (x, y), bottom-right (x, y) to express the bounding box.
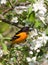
top-left (10, 27), bottom-right (24, 41)
top-left (10, 35), bottom-right (20, 41)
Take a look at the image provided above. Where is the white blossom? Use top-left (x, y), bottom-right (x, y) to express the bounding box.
top-left (39, 16), bottom-right (45, 24)
top-left (11, 17), bottom-right (18, 23)
top-left (0, 49), bottom-right (3, 58)
top-left (30, 47), bottom-right (34, 50)
top-left (1, 0), bottom-right (6, 4)
top-left (16, 10), bottom-right (23, 14)
top-left (29, 62), bottom-right (35, 65)
top-left (32, 56), bottom-right (36, 62)
top-left (32, 39), bottom-right (43, 50)
top-left (45, 53), bottom-right (48, 59)
top-left (30, 29), bottom-right (38, 38)
top-left (33, 0), bottom-right (46, 12)
top-left (32, 32), bottom-right (48, 50)
top-left (14, 6), bottom-right (28, 14)
top-left (38, 10), bottom-right (45, 16)
top-left (26, 57), bottom-right (32, 62)
top-left (34, 41), bottom-right (43, 50)
top-left (38, 32), bottom-right (48, 44)
top-left (33, 0), bottom-right (47, 24)
top-left (29, 51), bottom-right (33, 54)
top-left (11, 58), bottom-right (14, 61)
top-left (37, 49), bottom-right (40, 52)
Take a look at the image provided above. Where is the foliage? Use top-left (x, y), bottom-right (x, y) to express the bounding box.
top-left (0, 0), bottom-right (48, 65)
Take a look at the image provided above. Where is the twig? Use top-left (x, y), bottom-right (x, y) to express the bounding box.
top-left (8, 0), bottom-right (14, 8)
top-left (2, 1), bottom-right (31, 15)
top-left (2, 0), bottom-right (15, 15)
top-left (2, 7), bottom-right (14, 15)
top-left (0, 14), bottom-right (21, 28)
top-left (19, 2), bottom-right (31, 6)
top-left (1, 19), bottom-right (21, 28)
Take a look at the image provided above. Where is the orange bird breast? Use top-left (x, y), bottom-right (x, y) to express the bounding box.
top-left (12, 32), bottom-right (27, 43)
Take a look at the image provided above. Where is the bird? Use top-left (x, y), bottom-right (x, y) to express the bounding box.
top-left (10, 26), bottom-right (31, 44)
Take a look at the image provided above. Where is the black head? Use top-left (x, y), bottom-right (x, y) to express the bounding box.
top-left (16, 26), bottom-right (33, 34)
top-left (21, 27), bottom-right (29, 32)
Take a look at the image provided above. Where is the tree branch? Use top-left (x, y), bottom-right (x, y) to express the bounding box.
top-left (0, 14), bottom-right (21, 28)
top-left (2, 1), bottom-right (31, 15)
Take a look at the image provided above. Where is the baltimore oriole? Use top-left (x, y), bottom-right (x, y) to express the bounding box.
top-left (10, 27), bottom-right (31, 44)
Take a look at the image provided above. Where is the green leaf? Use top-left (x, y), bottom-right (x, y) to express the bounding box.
top-left (45, 27), bottom-right (48, 35)
top-left (28, 5), bottom-right (32, 15)
top-left (19, 0), bottom-right (26, 2)
top-left (29, 0), bottom-right (35, 3)
top-left (0, 22), bottom-right (10, 33)
top-left (1, 43), bottom-right (8, 53)
top-left (13, 57), bottom-right (16, 62)
top-left (28, 11), bottom-right (35, 23)
top-left (35, 20), bottom-right (41, 28)
top-left (4, 37), bottom-right (11, 40)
